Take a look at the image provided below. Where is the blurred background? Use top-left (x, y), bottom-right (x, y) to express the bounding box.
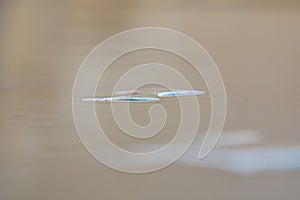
top-left (1, 0), bottom-right (300, 199)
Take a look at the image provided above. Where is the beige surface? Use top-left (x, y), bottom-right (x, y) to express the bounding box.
top-left (1, 0), bottom-right (300, 199)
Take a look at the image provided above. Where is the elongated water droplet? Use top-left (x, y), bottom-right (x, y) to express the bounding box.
top-left (80, 96), bottom-right (160, 103)
top-left (158, 90), bottom-right (205, 98)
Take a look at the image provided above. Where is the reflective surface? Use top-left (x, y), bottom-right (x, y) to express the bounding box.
top-left (1, 0), bottom-right (300, 199)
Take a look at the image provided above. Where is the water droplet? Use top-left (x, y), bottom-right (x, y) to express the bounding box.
top-left (80, 96), bottom-right (160, 103)
top-left (157, 90), bottom-right (205, 98)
